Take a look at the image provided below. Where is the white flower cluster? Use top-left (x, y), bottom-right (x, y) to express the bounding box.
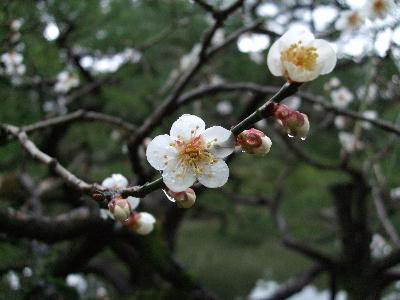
top-left (1, 51), bottom-right (26, 76)
top-left (338, 132), bottom-right (363, 153)
top-left (370, 233), bottom-right (392, 258)
top-left (335, 0), bottom-right (397, 32)
top-left (331, 86), bottom-right (354, 109)
top-left (101, 174), bottom-right (156, 235)
top-left (54, 71), bottom-right (80, 93)
top-left (1, 19), bottom-right (26, 78)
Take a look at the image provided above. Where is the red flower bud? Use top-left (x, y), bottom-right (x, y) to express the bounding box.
top-left (274, 104), bottom-right (310, 139)
top-left (236, 128), bottom-right (272, 156)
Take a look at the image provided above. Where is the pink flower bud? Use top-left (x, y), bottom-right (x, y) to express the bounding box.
top-left (167, 188), bottom-right (196, 208)
top-left (108, 198), bottom-right (132, 222)
top-left (274, 104), bottom-right (310, 139)
top-left (124, 212), bottom-right (156, 235)
top-left (236, 128), bottom-right (272, 156)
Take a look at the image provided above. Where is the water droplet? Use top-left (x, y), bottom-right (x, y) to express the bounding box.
top-left (162, 189), bottom-right (176, 202)
top-left (287, 134), bottom-right (294, 138)
top-left (300, 137), bottom-right (306, 141)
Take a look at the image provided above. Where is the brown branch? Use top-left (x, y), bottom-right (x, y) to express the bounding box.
top-left (22, 110), bottom-right (137, 133)
top-left (262, 264), bottom-right (325, 300)
top-left (82, 260), bottom-right (136, 295)
top-left (176, 82), bottom-right (400, 135)
top-left (115, 233), bottom-right (217, 300)
top-left (372, 187), bottom-right (400, 247)
top-left (0, 207), bottom-right (107, 243)
top-left (193, 0), bottom-right (215, 14)
top-left (283, 237), bottom-right (334, 266)
top-left (2, 124), bottom-right (93, 192)
top-left (52, 232), bottom-right (112, 277)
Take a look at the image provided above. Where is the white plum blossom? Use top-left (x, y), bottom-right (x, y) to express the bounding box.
top-left (43, 97), bottom-right (68, 115)
top-left (216, 100), bottom-right (233, 115)
top-left (209, 74), bottom-right (225, 85)
top-left (102, 173), bottom-right (129, 189)
top-left (391, 187), bottom-right (400, 200)
top-left (370, 233), bottom-right (392, 258)
top-left (1, 52), bottom-right (22, 65)
top-left (363, 0), bottom-right (396, 20)
top-left (338, 132), bottom-right (363, 152)
top-left (362, 110), bottom-right (378, 129)
top-left (10, 19), bottom-right (23, 31)
top-left (1, 51), bottom-right (26, 76)
top-left (22, 267), bottom-right (32, 277)
top-left (358, 84), bottom-right (378, 103)
top-left (324, 77), bottom-right (341, 91)
top-left (249, 51), bottom-right (264, 64)
top-left (331, 87), bottom-right (354, 108)
top-left (5, 271), bottom-right (20, 290)
top-left (146, 114), bottom-right (235, 192)
top-left (335, 10), bottom-right (365, 32)
top-left (180, 44), bottom-right (201, 70)
top-left (334, 116), bottom-right (348, 130)
top-left (66, 274), bottom-right (88, 295)
top-left (54, 71), bottom-right (80, 93)
top-left (267, 28), bottom-right (336, 82)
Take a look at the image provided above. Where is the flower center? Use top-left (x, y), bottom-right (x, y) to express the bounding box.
top-left (373, 0), bottom-right (384, 12)
top-left (348, 12), bottom-right (360, 26)
top-left (281, 41), bottom-right (319, 71)
top-left (176, 135), bottom-right (217, 175)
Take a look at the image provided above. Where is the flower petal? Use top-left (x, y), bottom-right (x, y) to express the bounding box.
top-left (279, 28), bottom-right (315, 49)
top-left (197, 159), bottom-right (229, 188)
top-left (127, 196), bottom-right (140, 210)
top-left (267, 40), bottom-right (283, 76)
top-left (283, 61), bottom-right (321, 82)
top-left (136, 212), bottom-right (156, 235)
top-left (102, 174), bottom-right (128, 189)
top-left (312, 39), bottom-right (337, 75)
top-left (146, 134), bottom-right (177, 170)
top-left (170, 114), bottom-right (205, 141)
top-left (201, 126), bottom-right (235, 158)
top-left (162, 162), bottom-right (196, 192)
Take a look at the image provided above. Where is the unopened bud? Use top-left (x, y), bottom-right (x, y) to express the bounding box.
top-left (108, 198), bottom-right (132, 222)
top-left (274, 104), bottom-right (310, 139)
top-left (236, 128), bottom-right (272, 156)
top-left (124, 212), bottom-right (156, 235)
top-left (167, 188), bottom-right (196, 208)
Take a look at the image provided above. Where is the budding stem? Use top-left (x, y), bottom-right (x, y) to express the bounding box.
top-left (108, 82), bottom-right (303, 200)
top-left (230, 81), bottom-right (303, 136)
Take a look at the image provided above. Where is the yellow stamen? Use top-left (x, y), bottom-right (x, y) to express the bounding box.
top-left (281, 41), bottom-right (318, 71)
top-left (176, 136), bottom-right (217, 175)
top-left (373, 0), bottom-right (384, 12)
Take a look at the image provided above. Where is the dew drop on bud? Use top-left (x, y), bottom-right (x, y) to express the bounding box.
top-left (288, 134), bottom-right (294, 138)
top-left (162, 189), bottom-right (176, 202)
top-left (300, 137), bottom-right (306, 141)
